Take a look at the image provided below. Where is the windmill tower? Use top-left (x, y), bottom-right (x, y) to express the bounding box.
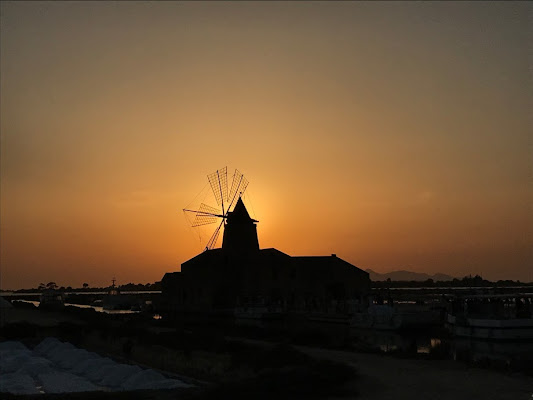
top-left (222, 196), bottom-right (259, 255)
top-left (183, 167), bottom-right (258, 253)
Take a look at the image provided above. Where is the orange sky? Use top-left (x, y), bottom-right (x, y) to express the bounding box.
top-left (1, 1), bottom-right (531, 289)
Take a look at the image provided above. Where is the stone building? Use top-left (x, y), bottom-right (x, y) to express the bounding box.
top-left (161, 197), bottom-right (370, 319)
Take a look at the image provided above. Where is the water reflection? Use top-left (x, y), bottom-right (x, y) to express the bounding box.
top-left (19, 300), bottom-right (139, 314)
top-left (450, 338), bottom-right (533, 366)
top-left (349, 326), bottom-right (533, 372)
top-left (66, 303), bottom-right (139, 314)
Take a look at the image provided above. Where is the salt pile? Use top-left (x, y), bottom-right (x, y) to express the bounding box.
top-left (81, 358), bottom-right (117, 381)
top-left (54, 348), bottom-right (99, 369)
top-left (0, 337), bottom-right (194, 394)
top-left (0, 340), bottom-right (29, 352)
top-left (34, 337), bottom-right (63, 355)
top-left (0, 372), bottom-right (40, 395)
top-left (16, 358), bottom-right (55, 377)
top-left (0, 341), bottom-right (35, 374)
top-left (122, 369), bottom-right (192, 390)
top-left (71, 357), bottom-right (115, 375)
top-left (122, 369), bottom-right (166, 390)
top-left (0, 351), bottom-right (35, 373)
top-left (39, 372), bottom-right (98, 393)
top-left (99, 364), bottom-right (142, 387)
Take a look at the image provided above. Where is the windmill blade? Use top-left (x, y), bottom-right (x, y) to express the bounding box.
top-left (197, 202), bottom-right (222, 216)
top-left (192, 203), bottom-right (222, 227)
top-left (206, 219), bottom-right (224, 250)
top-left (207, 167), bottom-right (228, 211)
top-left (184, 203), bottom-right (222, 227)
top-left (191, 216), bottom-right (218, 227)
top-left (228, 169), bottom-right (249, 210)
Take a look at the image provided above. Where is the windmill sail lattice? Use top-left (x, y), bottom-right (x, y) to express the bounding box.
top-left (191, 203), bottom-right (222, 227)
top-left (208, 167), bottom-right (228, 211)
top-left (184, 167), bottom-right (250, 250)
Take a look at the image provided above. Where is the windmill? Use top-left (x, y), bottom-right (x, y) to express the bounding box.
top-left (183, 167), bottom-right (249, 250)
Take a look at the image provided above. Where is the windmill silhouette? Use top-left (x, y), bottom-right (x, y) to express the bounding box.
top-left (183, 167), bottom-right (249, 250)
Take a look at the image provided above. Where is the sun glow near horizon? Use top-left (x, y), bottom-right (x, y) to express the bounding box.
top-left (1, 1), bottom-right (531, 289)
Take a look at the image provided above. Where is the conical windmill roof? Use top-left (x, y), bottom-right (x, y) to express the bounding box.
top-left (227, 197), bottom-right (257, 224)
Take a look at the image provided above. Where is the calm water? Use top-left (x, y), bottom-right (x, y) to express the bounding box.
top-left (280, 318), bottom-right (533, 372)
top-left (20, 300), bottom-right (139, 314)
top-left (350, 325), bottom-right (533, 372)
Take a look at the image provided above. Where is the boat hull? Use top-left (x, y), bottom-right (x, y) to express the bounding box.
top-left (446, 314), bottom-right (533, 341)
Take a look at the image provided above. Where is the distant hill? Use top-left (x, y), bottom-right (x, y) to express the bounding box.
top-left (366, 269), bottom-right (455, 282)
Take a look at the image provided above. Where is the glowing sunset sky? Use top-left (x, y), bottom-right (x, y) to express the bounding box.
top-left (1, 1), bottom-right (531, 289)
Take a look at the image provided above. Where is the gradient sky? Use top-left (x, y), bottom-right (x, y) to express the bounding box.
top-left (1, 1), bottom-right (531, 289)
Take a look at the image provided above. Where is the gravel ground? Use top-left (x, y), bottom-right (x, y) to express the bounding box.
top-left (296, 344), bottom-right (533, 400)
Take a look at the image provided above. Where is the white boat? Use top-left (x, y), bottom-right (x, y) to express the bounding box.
top-left (350, 303), bottom-right (442, 331)
top-left (445, 293), bottom-right (533, 341)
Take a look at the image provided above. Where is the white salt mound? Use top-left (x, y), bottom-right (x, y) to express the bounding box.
top-left (55, 348), bottom-right (99, 369)
top-left (0, 341), bottom-right (28, 352)
top-left (121, 369), bottom-right (165, 390)
top-left (99, 364), bottom-right (142, 387)
top-left (0, 372), bottom-right (39, 395)
top-left (1, 338), bottom-right (194, 394)
top-left (85, 361), bottom-right (120, 382)
top-left (122, 369), bottom-right (193, 391)
top-left (129, 377), bottom-right (193, 391)
top-left (0, 342), bottom-right (32, 364)
top-left (145, 379), bottom-right (193, 390)
top-left (0, 352), bottom-right (35, 373)
top-left (73, 357), bottom-right (114, 375)
top-left (39, 372), bottom-right (98, 393)
top-left (47, 343), bottom-right (77, 362)
top-left (16, 357), bottom-right (56, 378)
top-left (34, 337), bottom-right (63, 355)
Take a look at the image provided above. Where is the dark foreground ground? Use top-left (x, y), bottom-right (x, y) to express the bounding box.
top-left (1, 303), bottom-right (532, 400)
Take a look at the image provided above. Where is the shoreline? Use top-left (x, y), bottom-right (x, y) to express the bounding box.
top-left (2, 305), bottom-right (532, 399)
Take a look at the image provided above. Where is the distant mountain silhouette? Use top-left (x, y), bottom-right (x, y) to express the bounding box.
top-left (366, 269), bottom-right (455, 282)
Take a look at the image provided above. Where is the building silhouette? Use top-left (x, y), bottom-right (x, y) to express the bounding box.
top-left (161, 197), bottom-right (370, 320)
